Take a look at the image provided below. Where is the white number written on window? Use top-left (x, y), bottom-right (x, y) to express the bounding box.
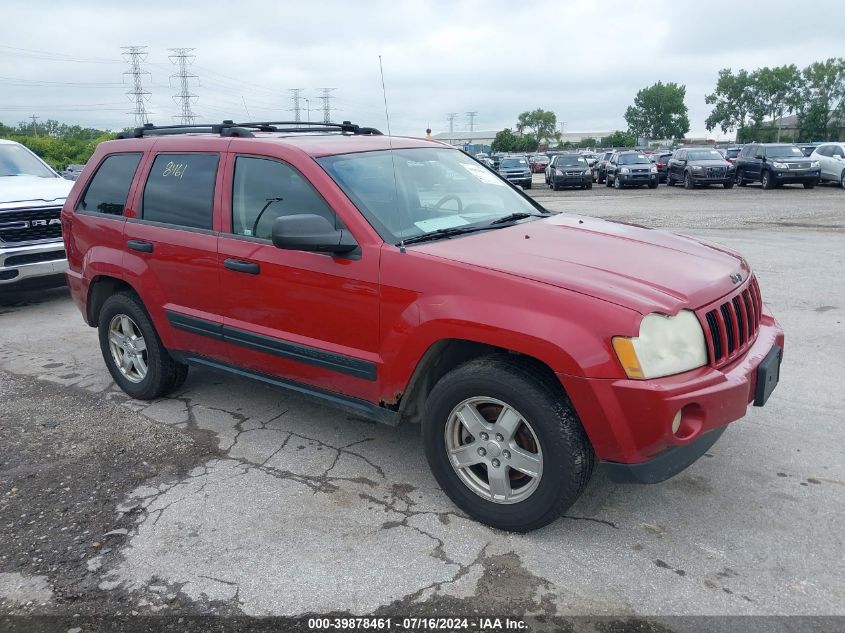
top-left (162, 161), bottom-right (187, 179)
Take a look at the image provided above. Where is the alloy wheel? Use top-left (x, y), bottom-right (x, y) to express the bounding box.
top-left (444, 397), bottom-right (543, 504)
top-left (108, 314), bottom-right (148, 383)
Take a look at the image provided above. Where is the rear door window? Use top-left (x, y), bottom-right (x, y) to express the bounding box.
top-left (142, 153), bottom-right (219, 230)
top-left (76, 153), bottom-right (142, 216)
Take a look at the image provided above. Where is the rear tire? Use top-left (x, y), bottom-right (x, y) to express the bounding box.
top-left (98, 292), bottom-right (188, 400)
top-left (422, 356), bottom-right (594, 532)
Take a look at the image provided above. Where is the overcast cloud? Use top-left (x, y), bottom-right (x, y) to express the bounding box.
top-left (2, 0), bottom-right (844, 138)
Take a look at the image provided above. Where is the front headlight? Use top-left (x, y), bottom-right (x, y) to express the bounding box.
top-left (583, 168), bottom-right (592, 176)
top-left (620, 167), bottom-right (630, 174)
top-left (772, 161), bottom-right (788, 169)
top-left (650, 166), bottom-right (658, 173)
top-left (612, 311), bottom-right (707, 379)
top-left (811, 160), bottom-right (820, 168)
top-left (555, 168), bottom-right (564, 176)
top-left (691, 165), bottom-right (703, 171)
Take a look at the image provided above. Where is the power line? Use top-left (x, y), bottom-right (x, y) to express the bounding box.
top-left (447, 113), bottom-right (458, 134)
top-left (168, 47), bottom-right (199, 125)
top-left (466, 111), bottom-right (478, 132)
top-left (121, 46), bottom-right (152, 126)
top-left (288, 88), bottom-right (304, 122)
top-left (318, 88), bottom-right (336, 123)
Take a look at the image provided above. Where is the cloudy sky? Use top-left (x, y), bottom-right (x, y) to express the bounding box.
top-left (2, 0), bottom-right (844, 139)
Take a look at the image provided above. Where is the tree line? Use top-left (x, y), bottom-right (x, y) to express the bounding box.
top-left (0, 120), bottom-right (116, 171)
top-left (705, 58), bottom-right (845, 142)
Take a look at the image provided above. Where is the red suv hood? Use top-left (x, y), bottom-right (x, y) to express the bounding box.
top-left (414, 214), bottom-right (750, 314)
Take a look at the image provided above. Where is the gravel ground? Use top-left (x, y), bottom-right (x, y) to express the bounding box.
top-left (0, 183), bottom-right (843, 632)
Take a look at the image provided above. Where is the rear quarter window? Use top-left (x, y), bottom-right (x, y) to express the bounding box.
top-left (76, 153), bottom-right (142, 216)
top-left (142, 153), bottom-right (219, 230)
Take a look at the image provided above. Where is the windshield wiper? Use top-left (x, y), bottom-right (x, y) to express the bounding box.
top-left (488, 212), bottom-right (541, 225)
top-left (399, 225), bottom-right (495, 246)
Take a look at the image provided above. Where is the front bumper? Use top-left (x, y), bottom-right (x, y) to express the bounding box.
top-left (618, 174), bottom-right (658, 185)
top-left (772, 168), bottom-right (819, 183)
top-left (690, 171), bottom-right (734, 184)
top-left (551, 174), bottom-right (591, 187)
top-left (560, 311), bottom-right (784, 479)
top-left (0, 240), bottom-right (67, 286)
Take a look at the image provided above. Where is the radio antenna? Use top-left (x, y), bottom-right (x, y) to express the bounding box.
top-left (378, 55), bottom-right (404, 252)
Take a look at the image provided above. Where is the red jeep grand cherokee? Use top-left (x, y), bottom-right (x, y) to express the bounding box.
top-left (62, 121), bottom-right (784, 532)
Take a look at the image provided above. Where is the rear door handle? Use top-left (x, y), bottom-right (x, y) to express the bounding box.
top-left (224, 258), bottom-right (260, 275)
top-left (126, 240), bottom-right (153, 253)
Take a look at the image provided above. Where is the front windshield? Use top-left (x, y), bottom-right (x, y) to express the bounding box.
top-left (0, 144), bottom-right (56, 178)
top-left (500, 157), bottom-right (528, 169)
top-left (533, 155), bottom-right (549, 162)
top-left (555, 155), bottom-right (587, 167)
top-left (618, 153), bottom-right (650, 165)
top-left (765, 146), bottom-right (805, 158)
top-left (318, 148), bottom-right (542, 243)
top-left (688, 150), bottom-right (725, 161)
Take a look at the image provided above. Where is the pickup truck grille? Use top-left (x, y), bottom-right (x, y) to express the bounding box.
top-left (699, 276), bottom-right (762, 368)
top-left (0, 207), bottom-right (63, 243)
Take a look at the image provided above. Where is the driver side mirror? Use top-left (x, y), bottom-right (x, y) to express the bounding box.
top-left (271, 214), bottom-right (358, 256)
top-left (755, 152), bottom-right (765, 159)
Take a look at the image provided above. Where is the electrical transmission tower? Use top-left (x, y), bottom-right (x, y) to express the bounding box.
top-left (466, 111), bottom-right (478, 132)
top-left (318, 88), bottom-right (336, 123)
top-left (168, 48), bottom-right (199, 125)
top-left (288, 88), bottom-right (304, 122)
top-left (121, 46), bottom-right (152, 126)
top-left (447, 113), bottom-right (458, 134)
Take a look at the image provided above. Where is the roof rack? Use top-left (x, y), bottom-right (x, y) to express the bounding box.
top-left (116, 120), bottom-right (383, 139)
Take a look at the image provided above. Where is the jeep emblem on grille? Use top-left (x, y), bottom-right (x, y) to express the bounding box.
top-left (730, 273), bottom-right (743, 284)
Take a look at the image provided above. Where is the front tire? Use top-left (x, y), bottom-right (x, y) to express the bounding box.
top-left (723, 180), bottom-right (734, 189)
top-left (803, 181), bottom-right (816, 189)
top-left (422, 357), bottom-right (594, 532)
top-left (98, 292), bottom-right (188, 400)
top-left (736, 169), bottom-right (747, 186)
top-left (841, 169), bottom-right (845, 190)
top-left (585, 181), bottom-right (593, 190)
top-left (666, 173), bottom-right (675, 186)
top-left (684, 172), bottom-right (695, 189)
top-left (761, 170), bottom-right (774, 189)
top-left (613, 175), bottom-right (622, 189)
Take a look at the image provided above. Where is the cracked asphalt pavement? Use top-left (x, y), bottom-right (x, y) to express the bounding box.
top-left (0, 183), bottom-right (843, 630)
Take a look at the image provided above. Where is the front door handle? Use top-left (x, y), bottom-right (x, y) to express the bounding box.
top-left (127, 240), bottom-right (153, 253)
top-left (224, 258), bottom-right (260, 275)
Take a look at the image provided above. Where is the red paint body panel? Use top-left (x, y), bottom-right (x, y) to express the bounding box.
top-left (63, 132), bottom-right (785, 467)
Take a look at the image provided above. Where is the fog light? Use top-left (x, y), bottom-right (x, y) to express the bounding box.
top-left (671, 410), bottom-right (682, 434)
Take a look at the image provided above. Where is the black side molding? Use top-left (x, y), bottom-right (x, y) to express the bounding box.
top-left (601, 426), bottom-right (727, 484)
top-left (178, 355), bottom-right (397, 426)
top-left (165, 311), bottom-right (377, 381)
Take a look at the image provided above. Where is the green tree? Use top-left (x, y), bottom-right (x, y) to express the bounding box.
top-left (516, 108), bottom-right (559, 146)
top-left (624, 81), bottom-right (690, 141)
top-left (705, 69), bottom-right (757, 134)
top-left (491, 128), bottom-right (538, 153)
top-left (0, 120), bottom-right (116, 170)
top-left (797, 58), bottom-right (845, 141)
top-left (601, 130), bottom-right (636, 147)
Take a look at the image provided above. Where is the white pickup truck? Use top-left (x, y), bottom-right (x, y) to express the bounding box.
top-left (0, 139), bottom-right (74, 289)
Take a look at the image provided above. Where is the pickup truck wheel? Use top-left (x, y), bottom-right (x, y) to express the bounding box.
top-left (423, 357), bottom-right (594, 532)
top-left (98, 292), bottom-right (188, 400)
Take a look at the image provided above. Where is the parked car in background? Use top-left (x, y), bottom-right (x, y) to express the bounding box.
top-left (61, 164), bottom-right (86, 181)
top-left (797, 143), bottom-right (821, 157)
top-left (498, 155), bottom-right (533, 189)
top-left (0, 139), bottom-right (73, 290)
top-left (666, 148), bottom-right (735, 189)
top-left (723, 147), bottom-right (742, 164)
top-left (545, 153), bottom-right (592, 190)
top-left (529, 154), bottom-right (549, 173)
top-left (734, 143), bottom-right (820, 189)
top-left (650, 151), bottom-right (673, 183)
top-left (592, 151), bottom-right (614, 183)
top-left (809, 142), bottom-right (845, 188)
top-left (606, 151), bottom-right (658, 189)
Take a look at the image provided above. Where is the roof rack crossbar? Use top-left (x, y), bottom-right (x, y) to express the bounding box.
top-left (115, 119), bottom-right (381, 139)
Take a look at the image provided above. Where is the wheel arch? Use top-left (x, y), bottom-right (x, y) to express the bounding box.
top-left (86, 275), bottom-right (138, 327)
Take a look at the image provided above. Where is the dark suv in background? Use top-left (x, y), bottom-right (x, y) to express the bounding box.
top-left (650, 151), bottom-right (673, 183)
top-left (545, 153), bottom-right (592, 190)
top-left (734, 143), bottom-right (820, 189)
top-left (497, 155), bottom-right (532, 189)
top-left (666, 148), bottom-right (735, 189)
top-left (592, 151), bottom-right (614, 184)
top-left (605, 151), bottom-right (658, 189)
